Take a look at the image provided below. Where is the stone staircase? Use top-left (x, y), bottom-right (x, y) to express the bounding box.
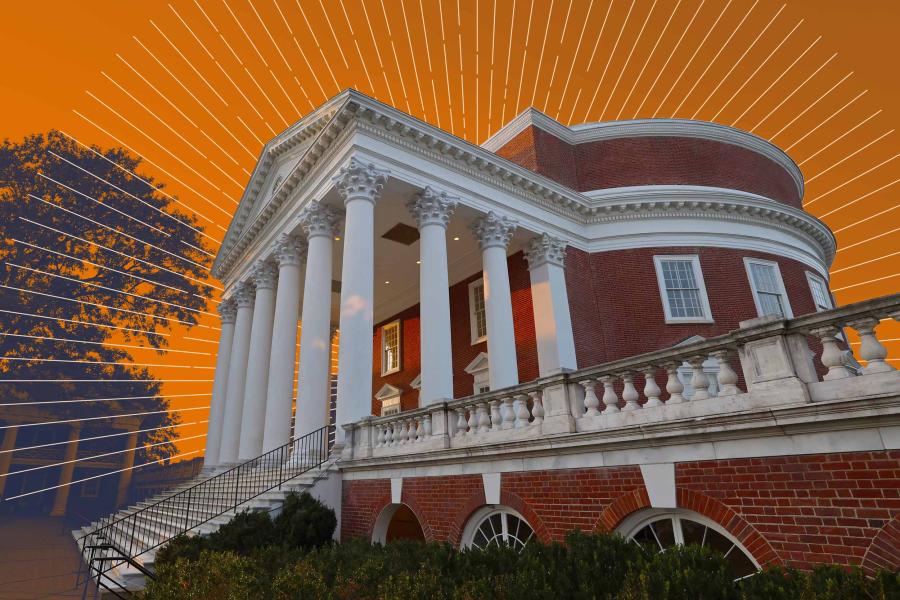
top-left (74, 428), bottom-right (338, 596)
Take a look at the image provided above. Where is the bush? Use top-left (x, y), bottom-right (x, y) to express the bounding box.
top-left (738, 565), bottom-right (900, 600)
top-left (274, 490), bottom-right (338, 550)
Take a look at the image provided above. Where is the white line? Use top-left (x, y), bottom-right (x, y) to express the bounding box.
top-left (831, 272), bottom-right (900, 292)
top-left (296, 0), bottom-right (342, 92)
top-left (150, 19), bottom-right (228, 105)
top-left (1, 421), bottom-right (207, 454)
top-left (805, 153), bottom-right (900, 207)
top-left (0, 309), bottom-right (168, 339)
top-left (805, 130), bottom-right (893, 183)
top-left (690, 2), bottom-right (782, 120)
top-left (0, 392), bottom-right (209, 408)
top-left (766, 71), bottom-right (854, 140)
top-left (2, 407), bottom-right (209, 431)
top-left (747, 52), bottom-right (838, 132)
top-left (836, 225), bottom-right (900, 253)
top-left (584, 0), bottom-right (637, 122)
top-left (529, 0), bottom-right (556, 109)
top-left (798, 110), bottom-right (881, 166)
top-left (602, 0), bottom-right (658, 118)
top-left (1, 379), bottom-right (213, 383)
top-left (515, 0), bottom-right (536, 116)
top-left (786, 90), bottom-right (867, 152)
top-left (830, 249), bottom-right (900, 275)
top-left (0, 332), bottom-right (210, 355)
top-left (399, 0), bottom-right (427, 117)
top-left (183, 335), bottom-right (219, 344)
top-left (555, 0), bottom-right (594, 120)
top-left (820, 178), bottom-right (900, 223)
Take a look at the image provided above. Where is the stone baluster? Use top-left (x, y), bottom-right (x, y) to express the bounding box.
top-left (500, 397), bottom-right (516, 429)
top-left (600, 376), bottom-right (620, 413)
top-left (514, 394), bottom-right (531, 427)
top-left (489, 400), bottom-right (502, 431)
top-left (641, 367), bottom-right (663, 408)
top-left (663, 362), bottom-right (685, 404)
top-left (415, 418), bottom-right (425, 441)
top-left (621, 373), bottom-right (641, 411)
top-left (689, 356), bottom-right (710, 400)
top-left (529, 390), bottom-right (545, 425)
top-left (811, 326), bottom-right (853, 380)
top-left (385, 423), bottom-right (395, 446)
top-left (467, 405), bottom-right (478, 435)
top-left (455, 407), bottom-right (467, 437)
top-left (402, 420), bottom-right (412, 444)
top-left (712, 350), bottom-right (740, 395)
top-left (477, 402), bottom-right (492, 433)
top-left (423, 414), bottom-right (432, 438)
top-left (376, 425), bottom-right (385, 447)
top-left (408, 419), bottom-right (419, 443)
top-left (580, 379), bottom-right (601, 417)
top-left (848, 317), bottom-right (895, 374)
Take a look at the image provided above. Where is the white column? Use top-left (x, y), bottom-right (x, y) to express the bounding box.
top-left (525, 234), bottom-right (577, 376)
top-left (238, 261), bottom-right (278, 460)
top-left (218, 282), bottom-right (255, 465)
top-left (295, 202), bottom-right (342, 439)
top-left (471, 212), bottom-right (519, 390)
top-left (50, 424), bottom-right (81, 516)
top-left (407, 187), bottom-right (457, 404)
top-left (333, 158), bottom-right (389, 445)
top-left (262, 234), bottom-right (307, 453)
top-left (204, 298), bottom-right (237, 468)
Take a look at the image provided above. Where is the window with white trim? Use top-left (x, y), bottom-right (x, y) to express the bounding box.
top-left (744, 258), bottom-right (792, 318)
top-left (653, 255), bottom-right (713, 323)
top-left (806, 272), bottom-right (833, 312)
top-left (468, 278), bottom-right (488, 344)
top-left (381, 395), bottom-right (401, 416)
top-left (381, 320), bottom-right (401, 375)
top-left (463, 507), bottom-right (534, 552)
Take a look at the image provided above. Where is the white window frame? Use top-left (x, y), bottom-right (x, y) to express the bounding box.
top-left (805, 271), bottom-right (833, 312)
top-left (744, 258), bottom-right (793, 319)
top-left (653, 255), bottom-right (714, 324)
top-left (468, 278), bottom-right (488, 344)
top-left (380, 320), bottom-right (401, 376)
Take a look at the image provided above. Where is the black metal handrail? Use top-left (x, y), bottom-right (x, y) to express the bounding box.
top-left (77, 425), bottom-right (332, 594)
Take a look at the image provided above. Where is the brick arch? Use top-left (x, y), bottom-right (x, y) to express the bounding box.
top-left (448, 488), bottom-right (550, 547)
top-left (398, 493), bottom-right (436, 543)
top-left (594, 487), bottom-right (780, 568)
top-left (368, 495), bottom-right (435, 543)
top-left (861, 516), bottom-right (900, 575)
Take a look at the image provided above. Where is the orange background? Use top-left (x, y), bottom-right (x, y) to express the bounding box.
top-left (1, 0), bottom-right (898, 457)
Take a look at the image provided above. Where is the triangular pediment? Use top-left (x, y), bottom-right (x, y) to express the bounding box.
top-left (374, 383), bottom-right (402, 400)
top-left (464, 352), bottom-right (490, 375)
top-left (409, 374), bottom-right (421, 390)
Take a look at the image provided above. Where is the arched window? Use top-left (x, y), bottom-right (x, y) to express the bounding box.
top-left (617, 508), bottom-right (759, 579)
top-left (462, 507), bottom-right (534, 551)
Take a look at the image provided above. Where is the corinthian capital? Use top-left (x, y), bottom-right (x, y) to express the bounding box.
top-left (217, 297), bottom-right (237, 324)
top-left (407, 186), bottom-right (458, 229)
top-left (252, 260), bottom-right (278, 290)
top-left (470, 211), bottom-right (517, 250)
top-left (524, 234), bottom-right (567, 269)
top-left (272, 233), bottom-right (307, 267)
top-left (232, 281), bottom-right (256, 308)
top-left (298, 201), bottom-right (342, 239)
top-left (331, 157), bottom-right (389, 205)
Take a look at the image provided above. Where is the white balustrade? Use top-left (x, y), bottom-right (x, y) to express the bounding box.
top-left (642, 367), bottom-right (663, 408)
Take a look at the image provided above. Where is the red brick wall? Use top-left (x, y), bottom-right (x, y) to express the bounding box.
top-left (494, 125), bottom-right (801, 207)
top-left (565, 246), bottom-right (823, 367)
top-left (371, 251), bottom-right (539, 414)
top-left (341, 450), bottom-right (900, 570)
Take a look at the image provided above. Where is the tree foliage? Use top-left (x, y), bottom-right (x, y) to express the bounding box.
top-left (0, 131), bottom-right (213, 462)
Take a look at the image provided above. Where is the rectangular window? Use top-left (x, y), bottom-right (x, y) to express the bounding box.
top-left (469, 279), bottom-right (488, 344)
top-left (806, 272), bottom-right (833, 312)
top-left (381, 395), bottom-right (401, 416)
top-left (80, 479), bottom-right (100, 498)
top-left (653, 255), bottom-right (713, 323)
top-left (744, 258), bottom-right (793, 318)
top-left (380, 321), bottom-right (401, 375)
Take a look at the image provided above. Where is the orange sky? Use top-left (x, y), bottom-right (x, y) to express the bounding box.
top-left (1, 0), bottom-right (898, 458)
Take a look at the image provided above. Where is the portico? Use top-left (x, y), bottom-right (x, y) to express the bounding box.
top-left (205, 150), bottom-right (577, 467)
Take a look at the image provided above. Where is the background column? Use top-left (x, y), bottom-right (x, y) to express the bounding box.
top-left (294, 202), bottom-right (341, 439)
top-left (204, 298), bottom-right (237, 468)
top-left (525, 234), bottom-right (577, 376)
top-left (0, 424), bottom-right (19, 498)
top-left (262, 234), bottom-right (306, 453)
top-left (218, 282), bottom-right (255, 465)
top-left (407, 186), bottom-right (457, 404)
top-left (333, 158), bottom-right (388, 445)
top-left (115, 427), bottom-right (140, 508)
top-left (471, 212), bottom-right (519, 390)
top-left (50, 424), bottom-right (81, 516)
top-left (238, 261), bottom-right (278, 460)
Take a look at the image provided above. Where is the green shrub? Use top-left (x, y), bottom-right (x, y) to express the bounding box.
top-left (153, 533), bottom-right (207, 566)
top-left (274, 491), bottom-right (338, 549)
top-left (620, 545), bottom-right (739, 600)
top-left (144, 550), bottom-right (270, 600)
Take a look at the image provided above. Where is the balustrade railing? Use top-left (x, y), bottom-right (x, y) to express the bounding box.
top-left (343, 294), bottom-right (900, 460)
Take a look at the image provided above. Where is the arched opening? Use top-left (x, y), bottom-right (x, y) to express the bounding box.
top-left (372, 503), bottom-right (425, 544)
top-left (617, 508), bottom-right (760, 579)
top-left (461, 506), bottom-right (534, 551)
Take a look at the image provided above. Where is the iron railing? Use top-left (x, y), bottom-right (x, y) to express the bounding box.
top-left (77, 425), bottom-right (332, 598)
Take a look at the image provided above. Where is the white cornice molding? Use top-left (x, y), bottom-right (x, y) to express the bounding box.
top-left (480, 107), bottom-right (804, 200)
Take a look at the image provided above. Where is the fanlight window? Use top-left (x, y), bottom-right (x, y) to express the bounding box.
top-left (466, 508), bottom-right (534, 552)
top-left (620, 509), bottom-right (758, 579)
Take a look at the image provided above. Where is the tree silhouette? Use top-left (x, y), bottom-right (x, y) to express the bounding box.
top-left (0, 131), bottom-right (214, 465)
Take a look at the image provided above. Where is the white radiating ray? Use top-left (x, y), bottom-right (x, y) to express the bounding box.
top-left (150, 19), bottom-right (228, 106)
top-left (0, 420), bottom-right (206, 455)
top-left (820, 178), bottom-right (900, 223)
top-left (836, 225), bottom-right (900, 253)
top-left (690, 3), bottom-right (783, 120)
top-left (583, 0), bottom-right (636, 122)
top-left (183, 335), bottom-right (219, 344)
top-left (0, 332), bottom-right (211, 356)
top-left (798, 110), bottom-right (881, 166)
top-left (0, 392), bottom-right (208, 408)
top-left (0, 357), bottom-right (209, 369)
top-left (730, 35), bottom-right (821, 126)
top-left (28, 194), bottom-right (208, 272)
top-left (515, 0), bottom-right (536, 118)
top-left (602, 0), bottom-right (657, 119)
top-left (746, 52), bottom-right (838, 132)
top-left (830, 249), bottom-right (900, 275)
top-left (786, 90), bottom-right (867, 152)
top-left (766, 71), bottom-right (854, 140)
top-left (529, 0), bottom-right (555, 110)
top-left (295, 0), bottom-right (342, 93)
top-left (832, 271), bottom-right (900, 293)
top-left (3, 448), bottom-right (204, 501)
top-left (674, 0), bottom-right (760, 116)
top-left (615, 0), bottom-right (679, 121)
top-left (400, 0), bottom-right (427, 118)
top-left (555, 0), bottom-right (594, 121)
top-left (0, 309), bottom-right (169, 339)
top-left (0, 433), bottom-right (207, 479)
top-left (806, 152), bottom-right (900, 208)
top-left (3, 378), bottom-right (213, 382)
top-left (0, 407), bottom-right (209, 432)
top-left (805, 130), bottom-right (893, 183)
